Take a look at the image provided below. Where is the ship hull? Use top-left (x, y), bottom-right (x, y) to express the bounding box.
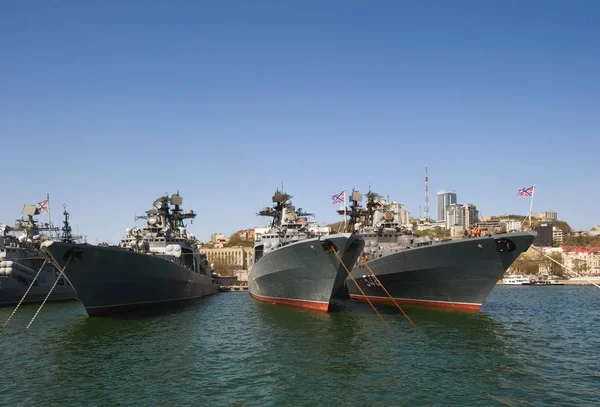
top-left (41, 242), bottom-right (219, 316)
top-left (0, 276), bottom-right (78, 307)
top-left (344, 232), bottom-right (535, 312)
top-left (249, 233), bottom-right (364, 312)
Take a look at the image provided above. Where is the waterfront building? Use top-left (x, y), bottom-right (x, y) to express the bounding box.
top-left (200, 246), bottom-right (254, 271)
top-left (535, 211), bottom-right (558, 221)
top-left (437, 190), bottom-right (457, 222)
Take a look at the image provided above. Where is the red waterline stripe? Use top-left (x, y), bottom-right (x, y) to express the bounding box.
top-left (349, 294), bottom-right (482, 312)
top-left (250, 292), bottom-right (329, 312)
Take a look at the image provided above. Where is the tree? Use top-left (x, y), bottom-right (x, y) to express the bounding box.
top-left (224, 232), bottom-right (253, 248)
top-left (541, 252), bottom-right (566, 276)
top-left (572, 259), bottom-right (590, 275)
top-left (416, 226), bottom-right (451, 239)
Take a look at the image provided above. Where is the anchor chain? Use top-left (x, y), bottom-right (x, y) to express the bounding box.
top-left (360, 257), bottom-right (419, 330)
top-left (330, 246), bottom-right (390, 330)
top-left (0, 257), bottom-right (49, 334)
top-left (24, 255), bottom-right (72, 333)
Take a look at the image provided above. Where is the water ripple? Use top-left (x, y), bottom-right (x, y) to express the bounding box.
top-left (1, 286), bottom-right (599, 406)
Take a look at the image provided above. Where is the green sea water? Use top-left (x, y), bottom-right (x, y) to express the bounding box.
top-left (1, 286), bottom-right (599, 406)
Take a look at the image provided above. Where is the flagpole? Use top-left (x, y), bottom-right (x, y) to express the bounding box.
top-left (528, 184), bottom-right (536, 227)
top-left (47, 192), bottom-right (51, 228)
top-left (343, 186), bottom-right (347, 230)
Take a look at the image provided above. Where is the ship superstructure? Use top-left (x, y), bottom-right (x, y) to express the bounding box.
top-left (0, 204), bottom-right (78, 306)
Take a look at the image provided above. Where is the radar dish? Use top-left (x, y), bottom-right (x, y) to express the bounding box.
top-left (153, 197), bottom-right (167, 209)
top-left (272, 192), bottom-right (290, 203)
top-left (170, 194), bottom-right (183, 206)
top-left (22, 204), bottom-right (39, 216)
top-left (351, 191), bottom-right (363, 202)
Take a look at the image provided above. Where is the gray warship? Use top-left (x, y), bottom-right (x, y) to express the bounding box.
top-left (337, 190), bottom-right (536, 312)
top-left (41, 193), bottom-right (219, 316)
top-left (249, 190), bottom-right (364, 312)
top-left (0, 204), bottom-right (78, 307)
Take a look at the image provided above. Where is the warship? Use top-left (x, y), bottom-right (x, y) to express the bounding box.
top-left (41, 193), bottom-right (219, 316)
top-left (0, 204), bottom-right (79, 307)
top-left (249, 190), bottom-right (364, 312)
top-left (337, 190), bottom-right (536, 312)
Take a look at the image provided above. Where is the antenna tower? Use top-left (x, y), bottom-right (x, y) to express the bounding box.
top-left (424, 167), bottom-right (430, 221)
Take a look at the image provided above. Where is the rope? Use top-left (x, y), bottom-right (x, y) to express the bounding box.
top-left (24, 256), bottom-right (72, 333)
top-left (530, 246), bottom-right (600, 289)
top-left (0, 258), bottom-right (49, 334)
top-left (360, 257), bottom-right (419, 330)
top-left (330, 248), bottom-right (390, 330)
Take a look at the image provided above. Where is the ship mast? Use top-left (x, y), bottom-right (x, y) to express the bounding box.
top-left (61, 205), bottom-right (73, 243)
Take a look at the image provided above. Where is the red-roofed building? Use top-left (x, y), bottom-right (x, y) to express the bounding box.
top-left (561, 246), bottom-right (600, 275)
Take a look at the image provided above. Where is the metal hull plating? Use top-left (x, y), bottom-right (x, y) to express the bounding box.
top-left (42, 242), bottom-right (219, 316)
top-left (345, 232), bottom-right (535, 312)
top-left (0, 271), bottom-right (77, 307)
top-left (249, 233), bottom-right (364, 312)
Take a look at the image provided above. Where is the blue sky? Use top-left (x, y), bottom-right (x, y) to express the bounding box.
top-left (1, 1), bottom-right (598, 243)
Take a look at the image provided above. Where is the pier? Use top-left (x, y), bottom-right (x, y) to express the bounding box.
top-left (219, 285), bottom-right (249, 292)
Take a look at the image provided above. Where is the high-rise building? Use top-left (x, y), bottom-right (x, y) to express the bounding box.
top-left (463, 204), bottom-right (479, 229)
top-left (437, 190), bottom-right (457, 221)
top-left (445, 204), bottom-right (464, 229)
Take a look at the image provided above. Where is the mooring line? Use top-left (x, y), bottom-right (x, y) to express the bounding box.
top-left (330, 248), bottom-right (390, 330)
top-left (0, 258), bottom-right (49, 334)
top-left (24, 256), bottom-right (72, 333)
top-left (530, 246), bottom-right (600, 289)
top-left (360, 257), bottom-right (419, 331)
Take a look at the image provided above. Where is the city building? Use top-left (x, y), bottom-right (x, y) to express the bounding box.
top-left (199, 246), bottom-right (254, 271)
top-left (449, 225), bottom-right (465, 237)
top-left (534, 224), bottom-right (553, 247)
top-left (436, 190), bottom-right (457, 222)
top-left (393, 202), bottom-right (410, 225)
top-left (236, 229), bottom-right (256, 241)
top-left (209, 232), bottom-right (229, 248)
top-left (534, 211), bottom-right (558, 221)
top-left (561, 246), bottom-right (600, 276)
top-left (504, 220), bottom-right (522, 233)
top-left (463, 204), bottom-right (478, 229)
top-left (445, 203), bottom-right (464, 229)
top-left (416, 221), bottom-right (446, 231)
top-left (211, 233), bottom-right (225, 242)
top-left (552, 226), bottom-right (564, 245)
top-left (477, 219), bottom-right (503, 234)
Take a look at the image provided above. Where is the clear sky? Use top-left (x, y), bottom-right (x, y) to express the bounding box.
top-left (1, 1), bottom-right (598, 243)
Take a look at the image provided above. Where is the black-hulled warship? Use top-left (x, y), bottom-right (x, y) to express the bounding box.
top-left (337, 190), bottom-right (535, 312)
top-left (41, 193), bottom-right (219, 316)
top-left (249, 190), bottom-right (364, 311)
top-left (0, 204), bottom-right (79, 307)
